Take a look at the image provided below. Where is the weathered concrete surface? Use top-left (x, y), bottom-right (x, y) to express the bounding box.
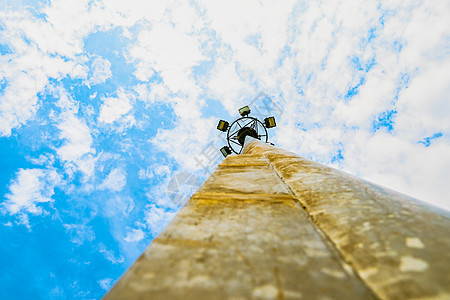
top-left (105, 154), bottom-right (376, 300)
top-left (243, 139), bottom-right (450, 300)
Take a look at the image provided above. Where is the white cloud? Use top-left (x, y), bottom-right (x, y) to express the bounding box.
top-left (57, 113), bottom-right (94, 162)
top-left (0, 0), bottom-right (162, 137)
top-left (206, 59), bottom-right (255, 114)
top-left (54, 90), bottom-right (97, 177)
top-left (101, 196), bottom-right (134, 222)
top-left (197, 0), bottom-right (296, 73)
top-left (124, 228), bottom-right (145, 243)
top-left (134, 82), bottom-right (170, 105)
top-left (144, 204), bottom-right (176, 236)
top-left (0, 46), bottom-right (80, 136)
top-left (63, 223), bottom-right (95, 246)
top-left (28, 153), bottom-right (56, 166)
top-left (342, 131), bottom-right (450, 210)
top-left (129, 22), bottom-right (204, 94)
top-left (395, 60), bottom-right (450, 139)
top-left (98, 243), bottom-right (124, 264)
top-left (98, 168), bottom-right (127, 192)
top-left (98, 89), bottom-right (133, 124)
top-left (151, 115), bottom-right (218, 171)
top-left (2, 168), bottom-right (61, 226)
top-left (84, 56), bottom-right (112, 87)
top-left (0, 9), bottom-right (87, 137)
top-left (138, 164), bottom-right (171, 180)
top-left (98, 278), bottom-right (113, 290)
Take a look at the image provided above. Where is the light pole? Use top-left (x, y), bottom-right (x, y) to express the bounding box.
top-left (105, 105), bottom-right (450, 300)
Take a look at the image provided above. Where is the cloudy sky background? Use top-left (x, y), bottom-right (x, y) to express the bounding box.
top-left (1, 0), bottom-right (449, 298)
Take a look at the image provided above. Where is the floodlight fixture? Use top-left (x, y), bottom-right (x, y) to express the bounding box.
top-left (264, 116), bottom-right (276, 128)
top-left (238, 106), bottom-right (251, 117)
top-left (217, 120), bottom-right (229, 132)
top-left (220, 146), bottom-right (232, 157)
top-left (217, 104), bottom-right (275, 155)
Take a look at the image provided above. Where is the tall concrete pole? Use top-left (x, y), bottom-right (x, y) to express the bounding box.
top-left (104, 138), bottom-right (449, 300)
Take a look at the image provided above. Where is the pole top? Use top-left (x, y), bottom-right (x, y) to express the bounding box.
top-left (216, 105), bottom-right (276, 156)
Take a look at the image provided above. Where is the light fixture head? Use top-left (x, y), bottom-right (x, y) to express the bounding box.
top-left (264, 116), bottom-right (276, 128)
top-left (238, 106), bottom-right (251, 117)
top-left (220, 146), bottom-right (232, 157)
top-left (217, 120), bottom-right (229, 132)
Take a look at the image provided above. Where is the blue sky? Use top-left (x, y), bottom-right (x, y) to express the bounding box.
top-left (1, 0), bottom-right (449, 298)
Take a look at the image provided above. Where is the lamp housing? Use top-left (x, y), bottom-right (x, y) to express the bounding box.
top-left (217, 120), bottom-right (229, 132)
top-left (220, 146), bottom-right (232, 157)
top-left (238, 106), bottom-right (251, 117)
top-left (264, 116), bottom-right (276, 128)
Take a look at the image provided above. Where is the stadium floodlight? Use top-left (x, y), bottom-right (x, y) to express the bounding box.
top-left (217, 120), bottom-right (229, 132)
top-left (264, 116), bottom-right (276, 128)
top-left (220, 146), bottom-right (232, 157)
top-left (217, 105), bottom-right (275, 155)
top-left (238, 106), bottom-right (251, 117)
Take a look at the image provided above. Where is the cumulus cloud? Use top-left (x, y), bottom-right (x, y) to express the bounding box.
top-left (151, 115), bottom-right (218, 171)
top-left (0, 0), bottom-right (158, 137)
top-left (53, 89), bottom-right (97, 178)
top-left (138, 164), bottom-right (171, 180)
top-left (98, 243), bottom-right (124, 264)
top-left (98, 89), bottom-right (133, 124)
top-left (28, 153), bottom-right (56, 166)
top-left (57, 113), bottom-right (94, 162)
top-left (0, 9), bottom-right (87, 137)
top-left (98, 168), bottom-right (127, 192)
top-left (144, 204), bottom-right (176, 236)
top-left (129, 22), bottom-right (204, 94)
top-left (395, 60), bottom-right (450, 139)
top-left (2, 168), bottom-right (61, 226)
top-left (98, 278), bottom-right (113, 290)
top-left (124, 228), bottom-right (145, 243)
top-left (342, 131), bottom-right (450, 210)
top-left (84, 56), bottom-right (112, 87)
top-left (206, 59), bottom-right (255, 113)
top-left (197, 0), bottom-right (296, 79)
top-left (0, 42), bottom-right (80, 137)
